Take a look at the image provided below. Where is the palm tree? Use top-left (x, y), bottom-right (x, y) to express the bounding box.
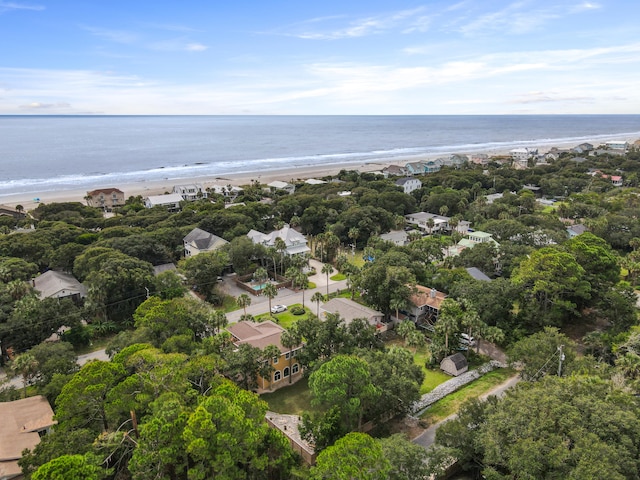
top-left (435, 298), bottom-right (462, 353)
top-left (15, 204), bottom-right (24, 214)
top-left (390, 295), bottom-right (409, 322)
top-left (237, 294), bottom-right (251, 317)
top-left (263, 283), bottom-right (278, 316)
top-left (274, 237), bottom-right (287, 276)
top-left (348, 227), bottom-right (360, 252)
top-left (426, 218), bottom-right (435, 235)
top-left (208, 310), bottom-right (228, 335)
top-left (11, 353), bottom-right (38, 398)
top-left (321, 263), bottom-right (334, 296)
top-left (311, 291), bottom-right (325, 317)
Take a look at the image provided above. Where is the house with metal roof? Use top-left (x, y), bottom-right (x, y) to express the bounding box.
top-left (247, 225), bottom-right (310, 256)
top-left (144, 193), bottom-right (183, 211)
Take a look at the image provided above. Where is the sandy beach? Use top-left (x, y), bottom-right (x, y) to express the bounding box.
top-left (0, 136), bottom-right (634, 212)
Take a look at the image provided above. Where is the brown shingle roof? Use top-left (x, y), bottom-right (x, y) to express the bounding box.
top-left (410, 285), bottom-right (447, 310)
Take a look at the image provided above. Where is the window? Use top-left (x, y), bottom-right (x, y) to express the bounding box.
top-left (274, 370), bottom-right (281, 381)
top-left (273, 356), bottom-right (278, 364)
top-left (285, 352), bottom-right (290, 360)
top-left (292, 364), bottom-right (299, 374)
top-left (283, 367), bottom-right (290, 378)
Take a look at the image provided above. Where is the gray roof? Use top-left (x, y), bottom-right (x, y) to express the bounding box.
top-left (567, 224), bottom-right (587, 235)
top-left (32, 270), bottom-right (86, 300)
top-left (442, 352), bottom-right (468, 370)
top-left (321, 298), bottom-right (383, 325)
top-left (395, 177), bottom-right (418, 186)
top-left (466, 267), bottom-right (492, 282)
top-left (153, 263), bottom-right (177, 276)
top-left (184, 228), bottom-right (228, 251)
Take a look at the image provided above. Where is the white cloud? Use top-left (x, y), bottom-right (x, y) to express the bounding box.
top-left (185, 43), bottom-right (208, 52)
top-left (83, 26), bottom-right (138, 44)
top-left (286, 7), bottom-right (428, 39)
top-left (20, 101), bottom-right (71, 109)
top-left (0, 1), bottom-right (44, 12)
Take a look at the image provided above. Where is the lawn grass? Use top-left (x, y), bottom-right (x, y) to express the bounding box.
top-left (419, 368), bottom-right (516, 425)
top-left (260, 377), bottom-right (322, 415)
top-left (385, 338), bottom-right (450, 394)
top-left (330, 273), bottom-right (346, 281)
top-left (348, 252), bottom-right (366, 268)
top-left (256, 304), bottom-right (310, 329)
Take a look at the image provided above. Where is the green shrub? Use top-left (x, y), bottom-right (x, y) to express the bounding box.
top-left (290, 306), bottom-right (305, 315)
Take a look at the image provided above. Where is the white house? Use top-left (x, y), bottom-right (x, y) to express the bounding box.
top-left (247, 224), bottom-right (310, 256)
top-left (183, 227), bottom-right (229, 257)
top-left (32, 270), bottom-right (86, 302)
top-left (267, 181), bottom-right (295, 195)
top-left (605, 140), bottom-right (629, 151)
top-left (321, 298), bottom-right (384, 327)
top-left (173, 184), bottom-right (207, 201)
top-left (405, 212), bottom-right (471, 234)
top-left (144, 193), bottom-right (183, 211)
top-left (395, 177), bottom-right (422, 194)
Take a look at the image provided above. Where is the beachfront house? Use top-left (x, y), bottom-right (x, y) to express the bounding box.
top-left (32, 270), bottom-right (87, 303)
top-left (1, 396), bottom-right (56, 480)
top-left (395, 177), bottom-right (422, 194)
top-left (226, 320), bottom-right (303, 391)
top-left (470, 153), bottom-right (490, 165)
top-left (86, 188), bottom-right (125, 211)
top-left (144, 193), bottom-right (183, 212)
top-left (173, 184), bottom-right (207, 201)
top-left (605, 140), bottom-right (629, 151)
top-left (247, 224), bottom-right (310, 257)
top-left (207, 184), bottom-right (244, 202)
top-left (183, 227), bottom-right (229, 257)
top-left (267, 181), bottom-right (295, 195)
top-left (382, 165), bottom-right (408, 177)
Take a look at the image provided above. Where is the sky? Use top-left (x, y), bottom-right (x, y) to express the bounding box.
top-left (0, 0), bottom-right (639, 115)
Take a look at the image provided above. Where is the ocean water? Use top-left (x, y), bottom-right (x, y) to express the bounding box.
top-left (0, 115), bottom-right (639, 197)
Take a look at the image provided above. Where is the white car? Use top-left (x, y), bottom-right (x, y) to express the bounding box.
top-left (271, 305), bottom-right (287, 314)
top-left (459, 333), bottom-right (476, 346)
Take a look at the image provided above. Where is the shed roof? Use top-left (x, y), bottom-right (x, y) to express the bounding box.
top-left (442, 352), bottom-right (468, 370)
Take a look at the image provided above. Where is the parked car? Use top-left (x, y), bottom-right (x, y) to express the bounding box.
top-left (271, 304), bottom-right (287, 314)
top-left (459, 333), bottom-right (476, 346)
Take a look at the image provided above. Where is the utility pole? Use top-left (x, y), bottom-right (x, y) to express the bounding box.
top-left (557, 344), bottom-right (565, 377)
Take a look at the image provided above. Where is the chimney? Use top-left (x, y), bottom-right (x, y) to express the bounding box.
top-left (430, 288), bottom-right (436, 298)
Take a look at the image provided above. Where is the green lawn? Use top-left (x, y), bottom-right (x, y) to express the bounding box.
top-left (330, 273), bottom-right (346, 281)
top-left (419, 368), bottom-right (516, 425)
top-left (385, 338), bottom-right (450, 394)
top-left (261, 377), bottom-right (322, 415)
top-left (348, 252), bottom-right (366, 268)
top-left (256, 304), bottom-right (310, 329)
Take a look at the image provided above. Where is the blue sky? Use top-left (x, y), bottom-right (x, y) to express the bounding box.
top-left (1, 0), bottom-right (638, 114)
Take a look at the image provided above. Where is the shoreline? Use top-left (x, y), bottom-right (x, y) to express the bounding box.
top-left (0, 136), bottom-right (635, 212)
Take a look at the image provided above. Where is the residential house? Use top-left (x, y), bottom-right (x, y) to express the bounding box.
top-left (207, 184), bottom-right (244, 202)
top-left (173, 184), bottom-right (207, 201)
top-left (226, 320), bottom-right (303, 391)
top-left (442, 154), bottom-right (468, 168)
top-left (247, 224), bottom-right (310, 256)
top-left (572, 142), bottom-right (593, 154)
top-left (423, 158), bottom-right (443, 173)
top-left (304, 178), bottom-right (326, 185)
top-left (440, 353), bottom-right (468, 376)
top-left (0, 396), bottom-right (55, 480)
top-left (321, 298), bottom-right (385, 327)
top-left (144, 193), bottom-right (183, 211)
top-left (407, 285), bottom-right (447, 325)
top-left (267, 181), bottom-right (295, 195)
top-left (152, 263), bottom-right (177, 276)
top-left (605, 140), bottom-right (629, 151)
top-left (86, 188), bottom-right (125, 211)
top-left (566, 224), bottom-right (588, 238)
top-left (183, 227), bottom-right (229, 257)
top-left (470, 153), bottom-right (490, 165)
top-left (395, 177), bottom-right (422, 194)
top-left (405, 161), bottom-right (425, 176)
top-left (466, 267), bottom-right (492, 282)
top-left (379, 230), bottom-right (409, 246)
top-left (32, 270), bottom-right (86, 303)
top-left (0, 206), bottom-right (26, 220)
top-left (458, 231), bottom-right (499, 248)
top-left (485, 192), bottom-right (504, 204)
top-left (382, 164), bottom-right (408, 177)
top-left (405, 212), bottom-right (471, 234)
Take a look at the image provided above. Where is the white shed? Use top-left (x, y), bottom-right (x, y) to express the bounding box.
top-left (440, 353), bottom-right (468, 376)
